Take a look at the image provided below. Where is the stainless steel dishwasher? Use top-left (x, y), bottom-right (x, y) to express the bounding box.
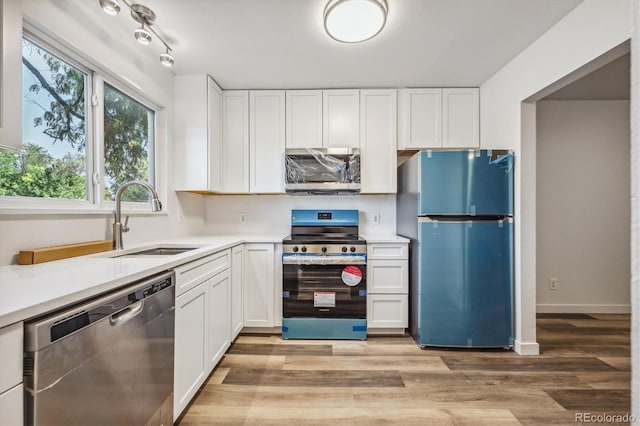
top-left (24, 270), bottom-right (175, 426)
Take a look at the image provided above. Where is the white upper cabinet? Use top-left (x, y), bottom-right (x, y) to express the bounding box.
top-left (286, 90), bottom-right (322, 149)
top-left (360, 89), bottom-right (397, 194)
top-left (442, 88), bottom-right (479, 148)
top-left (222, 91), bottom-right (250, 193)
top-left (174, 75), bottom-right (223, 192)
top-left (398, 88), bottom-right (479, 149)
top-left (398, 89), bottom-right (442, 149)
top-left (207, 78), bottom-right (223, 192)
top-left (0, 0), bottom-right (22, 150)
top-left (250, 91), bottom-right (285, 193)
top-left (322, 89), bottom-right (360, 148)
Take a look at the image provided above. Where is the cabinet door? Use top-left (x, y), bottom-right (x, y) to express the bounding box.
top-left (323, 89), bottom-right (360, 148)
top-left (0, 322), bottom-right (22, 394)
top-left (442, 88), bottom-right (479, 148)
top-left (398, 88), bottom-right (442, 149)
top-left (207, 77), bottom-right (223, 191)
top-left (207, 270), bottom-right (231, 370)
top-left (222, 91), bottom-right (249, 193)
top-left (243, 244), bottom-right (274, 327)
top-left (174, 284), bottom-right (207, 420)
top-left (0, 0), bottom-right (22, 150)
top-left (0, 384), bottom-right (22, 426)
top-left (286, 90), bottom-right (322, 148)
top-left (360, 89), bottom-right (397, 193)
top-left (367, 294), bottom-right (408, 328)
top-left (231, 245), bottom-right (244, 339)
top-left (250, 91), bottom-right (285, 193)
top-left (367, 260), bottom-right (408, 294)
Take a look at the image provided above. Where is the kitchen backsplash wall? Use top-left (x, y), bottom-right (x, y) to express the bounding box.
top-left (203, 194), bottom-right (396, 237)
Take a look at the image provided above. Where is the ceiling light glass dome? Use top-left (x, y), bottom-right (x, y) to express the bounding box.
top-left (324, 0), bottom-right (388, 43)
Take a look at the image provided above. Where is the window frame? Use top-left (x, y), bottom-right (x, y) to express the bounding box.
top-left (0, 26), bottom-right (163, 214)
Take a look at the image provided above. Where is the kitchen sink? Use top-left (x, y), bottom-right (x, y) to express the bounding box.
top-left (114, 246), bottom-right (201, 257)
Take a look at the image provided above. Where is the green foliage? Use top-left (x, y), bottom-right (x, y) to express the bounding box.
top-left (0, 143), bottom-right (85, 199)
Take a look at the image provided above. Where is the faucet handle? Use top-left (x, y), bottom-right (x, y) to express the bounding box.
top-left (122, 215), bottom-right (130, 233)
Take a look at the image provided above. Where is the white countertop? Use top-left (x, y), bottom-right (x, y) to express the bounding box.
top-left (361, 234), bottom-right (410, 243)
top-left (0, 234), bottom-right (283, 328)
top-left (0, 233), bottom-right (405, 328)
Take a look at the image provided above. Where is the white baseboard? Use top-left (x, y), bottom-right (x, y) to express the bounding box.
top-left (537, 304), bottom-right (631, 314)
top-left (367, 328), bottom-right (406, 335)
top-left (514, 339), bottom-right (540, 355)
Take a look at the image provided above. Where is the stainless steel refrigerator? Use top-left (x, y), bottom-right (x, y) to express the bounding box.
top-left (397, 150), bottom-right (514, 348)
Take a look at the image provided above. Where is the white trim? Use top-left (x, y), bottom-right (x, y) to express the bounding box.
top-left (513, 339), bottom-right (540, 356)
top-left (0, 207), bottom-right (168, 216)
top-left (537, 304), bottom-right (632, 314)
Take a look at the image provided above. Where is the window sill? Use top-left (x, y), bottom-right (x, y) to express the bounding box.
top-left (0, 207), bottom-right (169, 217)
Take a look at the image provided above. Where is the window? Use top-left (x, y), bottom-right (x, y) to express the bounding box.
top-left (103, 84), bottom-right (154, 202)
top-left (0, 35), bottom-right (157, 207)
top-left (1, 38), bottom-right (89, 199)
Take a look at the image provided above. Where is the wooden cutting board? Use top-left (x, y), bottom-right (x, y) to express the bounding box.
top-left (18, 240), bottom-right (113, 265)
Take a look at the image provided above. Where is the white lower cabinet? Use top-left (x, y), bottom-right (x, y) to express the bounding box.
top-left (173, 249), bottom-right (232, 421)
top-left (0, 384), bottom-right (23, 426)
top-left (367, 294), bottom-right (409, 328)
top-left (207, 269), bottom-right (231, 370)
top-left (0, 321), bottom-right (23, 425)
top-left (243, 244), bottom-right (275, 327)
top-left (174, 284), bottom-right (207, 419)
top-left (366, 242), bottom-right (409, 332)
top-left (230, 245), bottom-right (244, 340)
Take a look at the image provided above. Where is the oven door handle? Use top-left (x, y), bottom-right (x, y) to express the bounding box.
top-left (282, 255), bottom-right (367, 265)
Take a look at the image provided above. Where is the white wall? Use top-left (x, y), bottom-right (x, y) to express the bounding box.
top-left (536, 100), bottom-right (630, 313)
top-left (0, 0), bottom-right (205, 266)
top-left (480, 0), bottom-right (630, 355)
top-left (203, 195), bottom-right (396, 237)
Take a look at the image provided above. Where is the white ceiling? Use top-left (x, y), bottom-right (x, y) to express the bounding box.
top-left (108, 0), bottom-right (584, 89)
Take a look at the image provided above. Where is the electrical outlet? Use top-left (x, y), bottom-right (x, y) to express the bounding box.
top-left (240, 212), bottom-right (247, 224)
top-left (548, 278), bottom-right (558, 291)
top-left (372, 213), bottom-right (380, 225)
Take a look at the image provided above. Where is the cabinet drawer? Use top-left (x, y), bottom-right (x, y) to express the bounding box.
top-left (175, 250), bottom-right (231, 296)
top-left (367, 294), bottom-right (408, 328)
top-left (0, 384), bottom-right (23, 426)
top-left (0, 322), bottom-right (22, 393)
top-left (367, 243), bottom-right (408, 260)
top-left (367, 260), bottom-right (408, 293)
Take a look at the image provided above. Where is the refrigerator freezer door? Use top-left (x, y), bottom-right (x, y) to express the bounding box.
top-left (416, 219), bottom-right (513, 347)
top-left (418, 150), bottom-right (513, 216)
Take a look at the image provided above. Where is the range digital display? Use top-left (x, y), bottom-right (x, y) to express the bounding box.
top-left (317, 212), bottom-right (332, 220)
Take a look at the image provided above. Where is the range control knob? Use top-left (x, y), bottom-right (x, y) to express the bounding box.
top-left (321, 246), bottom-right (328, 253)
top-left (301, 246), bottom-right (307, 253)
top-left (341, 246), bottom-right (348, 253)
top-left (350, 246), bottom-right (356, 253)
top-left (292, 246), bottom-right (299, 253)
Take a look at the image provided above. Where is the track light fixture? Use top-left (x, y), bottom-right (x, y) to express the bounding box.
top-left (98, 0), bottom-right (175, 67)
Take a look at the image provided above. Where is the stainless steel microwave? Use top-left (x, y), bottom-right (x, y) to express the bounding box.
top-left (285, 148), bottom-right (361, 194)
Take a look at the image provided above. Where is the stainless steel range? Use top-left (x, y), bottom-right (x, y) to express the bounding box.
top-left (282, 209), bottom-right (367, 340)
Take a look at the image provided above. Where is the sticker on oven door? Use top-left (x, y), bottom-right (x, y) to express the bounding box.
top-left (314, 292), bottom-right (336, 308)
top-left (341, 265), bottom-right (362, 286)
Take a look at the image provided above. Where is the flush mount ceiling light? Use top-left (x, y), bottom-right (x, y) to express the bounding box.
top-left (324, 0), bottom-right (388, 43)
top-left (98, 0), bottom-right (175, 67)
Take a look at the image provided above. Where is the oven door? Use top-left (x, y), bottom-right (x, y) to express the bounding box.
top-left (282, 255), bottom-right (366, 319)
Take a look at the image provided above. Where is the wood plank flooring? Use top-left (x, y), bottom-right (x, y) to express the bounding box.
top-left (178, 314), bottom-right (631, 425)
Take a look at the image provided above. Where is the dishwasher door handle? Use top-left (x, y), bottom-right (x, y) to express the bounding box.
top-left (109, 300), bottom-right (144, 326)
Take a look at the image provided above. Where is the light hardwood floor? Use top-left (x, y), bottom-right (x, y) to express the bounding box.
top-left (178, 314), bottom-right (631, 425)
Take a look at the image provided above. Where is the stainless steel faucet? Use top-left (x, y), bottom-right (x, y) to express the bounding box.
top-left (113, 180), bottom-right (162, 250)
